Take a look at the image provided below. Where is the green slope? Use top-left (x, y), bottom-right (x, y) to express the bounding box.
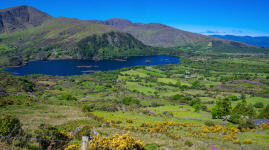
top-left (0, 17), bottom-right (152, 66)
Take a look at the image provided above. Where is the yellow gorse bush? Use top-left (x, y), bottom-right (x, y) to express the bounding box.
top-left (89, 132), bottom-right (145, 150)
top-left (60, 130), bottom-right (74, 140)
top-left (243, 139), bottom-right (252, 144)
top-left (185, 124), bottom-right (253, 143)
top-left (233, 139), bottom-right (240, 144)
top-left (126, 119), bottom-right (134, 123)
top-left (64, 144), bottom-right (80, 150)
top-left (262, 123), bottom-right (269, 129)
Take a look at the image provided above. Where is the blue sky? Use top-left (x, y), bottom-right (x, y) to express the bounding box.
top-left (1, 0), bottom-right (269, 36)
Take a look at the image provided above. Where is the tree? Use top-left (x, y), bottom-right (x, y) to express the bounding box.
top-left (228, 95), bottom-right (239, 101)
top-left (254, 102), bottom-right (264, 108)
top-left (241, 94), bottom-right (246, 100)
top-left (176, 80), bottom-right (181, 87)
top-left (232, 100), bottom-right (256, 118)
top-left (191, 80), bottom-right (201, 89)
top-left (258, 104), bottom-right (269, 119)
top-left (193, 103), bottom-right (201, 112)
top-left (211, 98), bottom-right (232, 119)
top-left (171, 94), bottom-right (184, 101)
top-left (189, 98), bottom-right (200, 106)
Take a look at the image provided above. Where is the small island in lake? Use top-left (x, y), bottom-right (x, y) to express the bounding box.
top-left (76, 65), bottom-right (99, 68)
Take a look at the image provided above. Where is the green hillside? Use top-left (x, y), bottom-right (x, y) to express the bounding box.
top-left (0, 17), bottom-right (152, 66)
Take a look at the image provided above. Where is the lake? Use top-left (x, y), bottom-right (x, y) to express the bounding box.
top-left (4, 55), bottom-right (179, 76)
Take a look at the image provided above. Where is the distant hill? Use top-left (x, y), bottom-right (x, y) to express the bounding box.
top-left (0, 5), bottom-right (52, 33)
top-left (88, 19), bottom-right (260, 52)
top-left (211, 35), bottom-right (269, 47)
top-left (89, 18), bottom-right (219, 47)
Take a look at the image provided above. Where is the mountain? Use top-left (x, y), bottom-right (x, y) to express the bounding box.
top-left (0, 5), bottom-right (52, 33)
top-left (211, 35), bottom-right (269, 47)
top-left (89, 19), bottom-right (269, 53)
top-left (89, 18), bottom-right (214, 47)
top-left (0, 6), bottom-right (268, 66)
top-left (0, 7), bottom-right (152, 66)
top-left (88, 19), bottom-right (268, 53)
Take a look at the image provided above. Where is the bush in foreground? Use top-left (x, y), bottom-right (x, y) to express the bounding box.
top-left (89, 133), bottom-right (145, 150)
top-left (0, 113), bottom-right (23, 143)
top-left (75, 125), bottom-right (92, 140)
top-left (35, 124), bottom-right (73, 149)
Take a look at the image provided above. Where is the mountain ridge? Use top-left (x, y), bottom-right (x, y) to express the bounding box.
top-left (0, 6), bottom-right (152, 66)
top-left (88, 18), bottom-right (214, 47)
top-left (0, 5), bottom-right (52, 33)
top-left (211, 35), bottom-right (269, 47)
top-left (0, 5), bottom-right (267, 66)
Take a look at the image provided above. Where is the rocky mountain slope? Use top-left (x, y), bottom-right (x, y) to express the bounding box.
top-left (0, 5), bottom-right (52, 33)
top-left (88, 18), bottom-right (245, 48)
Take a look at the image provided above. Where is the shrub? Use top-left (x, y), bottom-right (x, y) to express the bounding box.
top-left (60, 94), bottom-right (77, 101)
top-left (18, 78), bottom-right (35, 92)
top-left (82, 105), bottom-right (93, 113)
top-left (238, 119), bottom-right (256, 129)
top-left (35, 124), bottom-right (72, 149)
top-left (254, 102), bottom-right (264, 108)
top-left (64, 144), bottom-right (80, 150)
top-left (258, 104), bottom-right (269, 119)
top-left (0, 113), bottom-right (23, 142)
top-left (211, 99), bottom-right (232, 119)
top-left (162, 111), bottom-right (174, 117)
top-left (232, 100), bottom-right (256, 118)
top-left (233, 139), bottom-right (240, 144)
top-left (193, 103), bottom-right (201, 112)
top-left (126, 119), bottom-right (134, 123)
top-left (180, 85), bottom-right (188, 90)
top-left (89, 133), bottom-right (145, 150)
top-left (171, 94), bottom-right (184, 101)
top-left (243, 139), bottom-right (252, 144)
top-left (189, 98), bottom-right (200, 106)
top-left (184, 140), bottom-right (193, 147)
top-left (150, 102), bottom-right (163, 107)
top-left (122, 97), bottom-right (140, 105)
top-left (0, 99), bottom-right (18, 107)
top-left (204, 121), bottom-right (215, 126)
top-left (75, 125), bottom-right (92, 140)
top-left (228, 95), bottom-right (239, 101)
top-left (191, 80), bottom-right (201, 89)
top-left (229, 114), bottom-right (242, 124)
top-left (201, 105), bottom-right (208, 111)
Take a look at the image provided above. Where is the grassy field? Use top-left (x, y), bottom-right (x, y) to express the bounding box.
top-left (1, 56), bottom-right (269, 150)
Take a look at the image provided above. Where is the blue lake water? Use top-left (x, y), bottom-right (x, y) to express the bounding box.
top-left (4, 55), bottom-right (179, 76)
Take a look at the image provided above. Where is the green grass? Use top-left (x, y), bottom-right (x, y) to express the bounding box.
top-left (136, 68), bottom-right (166, 77)
top-left (121, 70), bottom-right (149, 78)
top-left (231, 96), bottom-right (269, 107)
top-left (146, 105), bottom-right (214, 121)
top-left (1, 104), bottom-right (87, 132)
top-left (125, 81), bottom-right (156, 94)
top-left (157, 78), bottom-right (177, 84)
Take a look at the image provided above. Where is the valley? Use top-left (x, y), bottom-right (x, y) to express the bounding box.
top-left (1, 54), bottom-right (269, 150)
top-left (0, 4), bottom-right (269, 150)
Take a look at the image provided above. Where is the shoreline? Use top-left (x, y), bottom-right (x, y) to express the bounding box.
top-left (1, 54), bottom-right (178, 68)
